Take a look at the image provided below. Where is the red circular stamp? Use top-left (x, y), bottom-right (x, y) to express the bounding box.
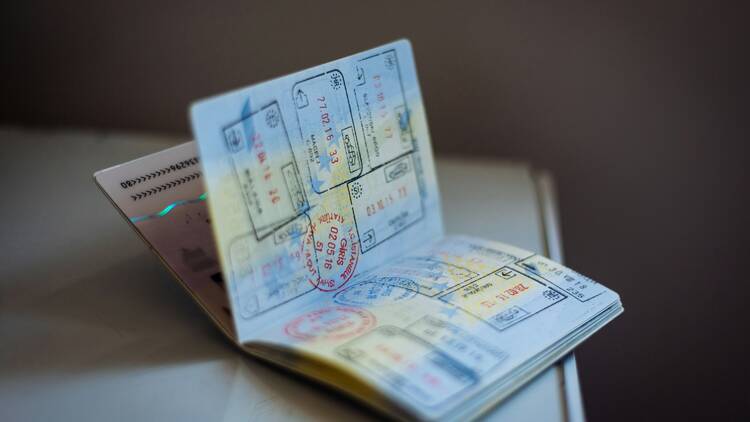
top-left (284, 306), bottom-right (376, 341)
top-left (298, 211), bottom-right (360, 292)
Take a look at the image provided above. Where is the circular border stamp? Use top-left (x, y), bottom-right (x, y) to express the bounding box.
top-left (298, 211), bottom-right (360, 292)
top-left (333, 276), bottom-right (419, 306)
top-left (284, 306), bottom-right (376, 341)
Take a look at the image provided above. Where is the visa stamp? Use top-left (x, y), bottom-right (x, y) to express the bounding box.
top-left (333, 276), bottom-right (419, 306)
top-left (223, 101), bottom-right (307, 240)
top-left (517, 255), bottom-right (606, 302)
top-left (229, 229), bottom-right (315, 320)
top-left (407, 316), bottom-right (507, 375)
top-left (439, 267), bottom-right (566, 332)
top-left (348, 154), bottom-right (424, 253)
top-left (336, 325), bottom-right (477, 408)
top-left (293, 70), bottom-right (362, 193)
top-left (284, 306), bottom-right (376, 342)
top-left (298, 210), bottom-right (360, 291)
top-left (353, 49), bottom-right (414, 168)
top-left (375, 256), bottom-right (479, 297)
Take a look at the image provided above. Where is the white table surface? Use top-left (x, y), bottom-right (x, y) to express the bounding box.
top-left (0, 128), bottom-right (583, 421)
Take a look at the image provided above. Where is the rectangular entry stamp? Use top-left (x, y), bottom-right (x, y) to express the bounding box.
top-left (336, 325), bottom-right (477, 408)
top-left (517, 255), bottom-right (607, 302)
top-left (348, 154), bottom-right (424, 252)
top-left (439, 267), bottom-right (566, 331)
top-left (371, 257), bottom-right (478, 297)
top-left (407, 316), bottom-right (507, 376)
top-left (293, 70), bottom-right (362, 193)
top-left (354, 49), bottom-right (414, 168)
top-left (223, 102), bottom-right (307, 240)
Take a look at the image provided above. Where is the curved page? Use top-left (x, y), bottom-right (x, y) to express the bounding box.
top-left (190, 40), bottom-right (443, 342)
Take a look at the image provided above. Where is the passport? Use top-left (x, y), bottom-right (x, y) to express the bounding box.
top-left (95, 39), bottom-right (623, 421)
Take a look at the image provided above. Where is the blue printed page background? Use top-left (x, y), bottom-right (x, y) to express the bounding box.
top-left (191, 40), bottom-right (443, 342)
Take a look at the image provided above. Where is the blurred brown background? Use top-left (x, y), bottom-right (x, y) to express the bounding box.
top-left (2, 1), bottom-right (747, 420)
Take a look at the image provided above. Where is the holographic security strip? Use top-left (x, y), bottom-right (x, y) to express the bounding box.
top-left (129, 193), bottom-right (207, 224)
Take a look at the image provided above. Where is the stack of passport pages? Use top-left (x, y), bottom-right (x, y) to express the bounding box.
top-left (95, 40), bottom-right (623, 421)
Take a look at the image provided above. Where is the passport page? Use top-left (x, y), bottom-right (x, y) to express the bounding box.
top-left (94, 142), bottom-right (233, 337)
top-left (248, 235), bottom-right (622, 420)
top-left (191, 40), bottom-right (443, 342)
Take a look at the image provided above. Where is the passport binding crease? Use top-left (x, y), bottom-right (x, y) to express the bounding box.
top-left (94, 39), bottom-right (623, 421)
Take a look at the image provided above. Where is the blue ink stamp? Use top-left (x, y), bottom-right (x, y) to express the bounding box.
top-left (334, 276), bottom-right (419, 306)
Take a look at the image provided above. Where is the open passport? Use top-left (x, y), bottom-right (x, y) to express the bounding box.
top-left (94, 40), bottom-right (622, 420)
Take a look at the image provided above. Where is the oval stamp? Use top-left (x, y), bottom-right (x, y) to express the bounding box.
top-left (334, 276), bottom-right (419, 306)
top-left (298, 211), bottom-right (360, 291)
top-left (284, 306), bottom-right (376, 341)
